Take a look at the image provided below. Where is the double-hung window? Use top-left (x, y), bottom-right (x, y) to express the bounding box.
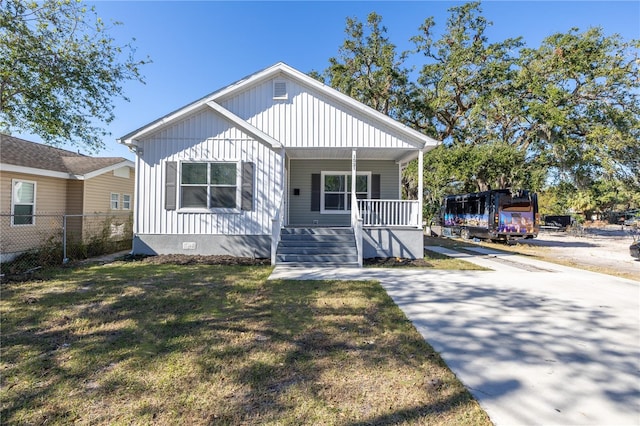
top-left (12, 179), bottom-right (36, 225)
top-left (110, 193), bottom-right (120, 210)
top-left (122, 194), bottom-right (131, 210)
top-left (321, 172), bottom-right (370, 213)
top-left (181, 162), bottom-right (238, 209)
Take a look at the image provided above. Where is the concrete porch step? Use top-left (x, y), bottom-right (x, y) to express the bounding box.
top-left (276, 253), bottom-right (359, 264)
top-left (281, 227), bottom-right (354, 235)
top-left (277, 246), bottom-right (352, 255)
top-left (278, 234), bottom-right (355, 242)
top-left (276, 227), bottom-right (359, 266)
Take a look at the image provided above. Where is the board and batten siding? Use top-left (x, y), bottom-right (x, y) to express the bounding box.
top-left (220, 77), bottom-right (419, 150)
top-left (288, 159), bottom-right (399, 226)
top-left (135, 108), bottom-right (283, 236)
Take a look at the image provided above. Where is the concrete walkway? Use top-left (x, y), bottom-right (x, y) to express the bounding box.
top-left (269, 251), bottom-right (640, 425)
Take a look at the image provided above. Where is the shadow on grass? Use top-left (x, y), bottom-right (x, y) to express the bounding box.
top-left (2, 262), bottom-right (489, 425)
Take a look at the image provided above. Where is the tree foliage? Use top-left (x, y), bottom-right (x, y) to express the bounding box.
top-left (514, 28), bottom-right (640, 188)
top-left (319, 3), bottom-right (639, 219)
top-left (407, 2), bottom-right (524, 145)
top-left (0, 0), bottom-right (148, 152)
top-left (317, 12), bottom-right (409, 119)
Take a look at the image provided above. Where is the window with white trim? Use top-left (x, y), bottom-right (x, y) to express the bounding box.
top-left (180, 162), bottom-right (238, 209)
top-left (122, 194), bottom-right (131, 210)
top-left (12, 179), bottom-right (36, 225)
top-left (321, 172), bottom-right (370, 213)
top-left (110, 193), bottom-right (120, 210)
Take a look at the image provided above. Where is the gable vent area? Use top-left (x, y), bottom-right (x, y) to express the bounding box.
top-left (273, 81), bottom-right (288, 100)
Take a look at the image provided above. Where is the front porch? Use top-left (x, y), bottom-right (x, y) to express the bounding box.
top-left (271, 148), bottom-right (426, 266)
top-left (272, 206), bottom-right (424, 266)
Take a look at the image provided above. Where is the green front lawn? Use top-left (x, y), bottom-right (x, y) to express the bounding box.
top-left (1, 261), bottom-right (490, 425)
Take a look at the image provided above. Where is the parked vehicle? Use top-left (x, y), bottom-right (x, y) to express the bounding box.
top-left (543, 215), bottom-right (573, 231)
top-left (631, 240), bottom-right (640, 259)
top-left (624, 214), bottom-right (639, 227)
top-left (440, 189), bottom-right (540, 241)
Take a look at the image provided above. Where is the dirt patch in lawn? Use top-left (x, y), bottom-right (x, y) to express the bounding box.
top-left (128, 254), bottom-right (270, 266)
top-left (364, 257), bottom-right (433, 267)
top-left (426, 224), bottom-right (639, 280)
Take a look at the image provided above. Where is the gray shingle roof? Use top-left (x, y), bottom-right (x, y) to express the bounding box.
top-left (0, 134), bottom-right (128, 176)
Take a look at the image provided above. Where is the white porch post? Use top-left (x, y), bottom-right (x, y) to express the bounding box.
top-left (418, 150), bottom-right (424, 228)
top-left (351, 149), bottom-right (363, 267)
top-left (351, 149), bottom-right (357, 223)
top-left (282, 148), bottom-right (287, 226)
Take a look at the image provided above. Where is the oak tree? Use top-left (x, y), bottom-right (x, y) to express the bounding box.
top-left (0, 0), bottom-right (148, 152)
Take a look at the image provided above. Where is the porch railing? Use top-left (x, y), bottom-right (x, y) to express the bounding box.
top-left (357, 199), bottom-right (421, 227)
top-left (351, 190), bottom-right (363, 267)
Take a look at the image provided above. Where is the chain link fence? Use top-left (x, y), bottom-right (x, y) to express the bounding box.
top-left (0, 213), bottom-right (133, 279)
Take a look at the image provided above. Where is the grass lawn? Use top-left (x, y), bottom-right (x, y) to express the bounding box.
top-left (1, 261), bottom-right (491, 425)
top-left (365, 250), bottom-right (488, 270)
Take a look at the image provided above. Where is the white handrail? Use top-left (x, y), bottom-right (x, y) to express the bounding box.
top-left (357, 199), bottom-right (421, 227)
top-left (352, 191), bottom-right (363, 267)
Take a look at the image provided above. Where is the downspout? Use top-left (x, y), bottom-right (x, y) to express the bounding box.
top-left (133, 145), bottom-right (140, 237)
top-left (127, 140), bottom-right (141, 253)
top-left (418, 150), bottom-right (424, 229)
top-left (271, 148), bottom-right (286, 265)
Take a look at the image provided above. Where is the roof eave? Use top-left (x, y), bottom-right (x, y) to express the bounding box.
top-left (81, 160), bottom-right (135, 180)
top-left (117, 63), bottom-right (288, 144)
top-left (118, 62), bottom-right (442, 149)
top-left (0, 163), bottom-right (74, 179)
top-left (395, 140), bottom-right (441, 165)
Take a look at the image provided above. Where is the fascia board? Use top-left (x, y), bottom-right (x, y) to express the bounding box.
top-left (118, 103), bottom-right (210, 144)
top-left (0, 163), bottom-right (74, 179)
top-left (270, 63), bottom-right (440, 149)
top-left (117, 64), bottom-right (286, 145)
top-left (82, 160), bottom-right (135, 180)
top-left (209, 63), bottom-right (284, 101)
top-left (118, 62), bottom-right (442, 150)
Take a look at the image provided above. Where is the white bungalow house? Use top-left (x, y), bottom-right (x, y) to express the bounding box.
top-left (118, 62), bottom-right (439, 266)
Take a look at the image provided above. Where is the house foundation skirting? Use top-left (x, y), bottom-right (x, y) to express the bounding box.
top-left (132, 234), bottom-right (271, 258)
top-left (362, 227), bottom-right (424, 260)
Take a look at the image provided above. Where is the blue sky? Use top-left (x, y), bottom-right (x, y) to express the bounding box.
top-left (15, 1), bottom-right (640, 160)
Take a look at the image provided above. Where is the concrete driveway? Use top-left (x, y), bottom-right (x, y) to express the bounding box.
top-left (269, 251), bottom-right (640, 425)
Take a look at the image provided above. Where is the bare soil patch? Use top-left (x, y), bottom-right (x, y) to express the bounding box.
top-left (364, 257), bottom-right (433, 267)
top-left (427, 224), bottom-right (639, 280)
top-left (128, 253), bottom-right (270, 266)
top-left (512, 225), bottom-right (639, 279)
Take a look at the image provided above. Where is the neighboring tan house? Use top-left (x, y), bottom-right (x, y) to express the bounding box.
top-left (0, 134), bottom-right (135, 262)
top-left (119, 62), bottom-right (440, 266)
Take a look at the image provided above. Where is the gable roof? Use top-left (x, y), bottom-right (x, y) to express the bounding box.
top-left (118, 62), bottom-right (440, 152)
top-left (0, 134), bottom-right (134, 180)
